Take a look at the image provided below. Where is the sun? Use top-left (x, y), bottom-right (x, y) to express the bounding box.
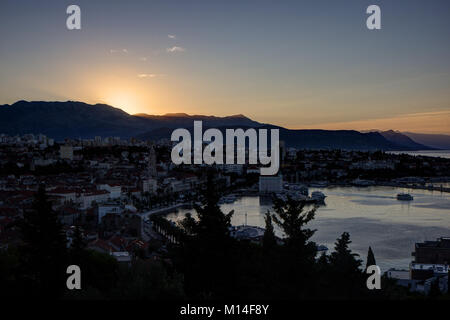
top-left (100, 89), bottom-right (141, 115)
top-left (94, 76), bottom-right (158, 115)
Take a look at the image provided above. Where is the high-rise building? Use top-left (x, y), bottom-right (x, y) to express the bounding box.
top-left (142, 178), bottom-right (158, 194)
top-left (259, 174), bottom-right (283, 193)
top-left (412, 237), bottom-right (450, 264)
top-left (148, 145), bottom-right (157, 177)
top-left (94, 136), bottom-right (102, 145)
top-left (60, 145), bottom-right (74, 160)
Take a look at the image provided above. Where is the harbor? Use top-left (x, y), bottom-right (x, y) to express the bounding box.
top-left (165, 185), bottom-right (450, 272)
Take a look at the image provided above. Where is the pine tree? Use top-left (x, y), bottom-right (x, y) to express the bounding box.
top-left (193, 172), bottom-right (234, 242)
top-left (330, 232), bottom-right (362, 273)
top-left (19, 184), bottom-right (68, 298)
top-left (328, 232), bottom-right (364, 298)
top-left (271, 196), bottom-right (317, 256)
top-left (262, 211), bottom-right (277, 253)
top-left (178, 171), bottom-right (235, 298)
top-left (269, 196), bottom-right (318, 298)
top-left (365, 246), bottom-right (376, 271)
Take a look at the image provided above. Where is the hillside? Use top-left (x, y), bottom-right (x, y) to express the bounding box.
top-left (0, 100), bottom-right (436, 151)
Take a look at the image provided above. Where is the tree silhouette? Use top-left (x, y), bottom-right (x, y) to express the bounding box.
top-left (18, 184), bottom-right (68, 298)
top-left (328, 232), bottom-right (364, 298)
top-left (365, 246), bottom-right (376, 271)
top-left (271, 196), bottom-right (317, 258)
top-left (177, 171), bottom-right (235, 298)
top-left (262, 211), bottom-right (277, 253)
top-left (330, 232), bottom-right (362, 273)
top-left (269, 196), bottom-right (318, 298)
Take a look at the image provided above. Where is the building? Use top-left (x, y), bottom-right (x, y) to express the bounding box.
top-left (98, 183), bottom-right (122, 199)
top-left (110, 252), bottom-right (132, 266)
top-left (169, 179), bottom-right (192, 193)
top-left (222, 164), bottom-right (244, 175)
top-left (410, 262), bottom-right (449, 280)
top-left (148, 146), bottom-right (157, 176)
top-left (98, 204), bottom-right (122, 223)
top-left (59, 145), bottom-right (74, 160)
top-left (142, 178), bottom-right (157, 194)
top-left (47, 187), bottom-right (77, 203)
top-left (279, 140), bottom-right (286, 163)
top-left (79, 190), bottom-right (109, 209)
top-left (247, 166), bottom-right (260, 174)
top-left (387, 268), bottom-right (449, 294)
top-left (410, 237), bottom-right (450, 286)
top-left (259, 174), bottom-right (283, 193)
top-left (94, 136), bottom-right (102, 145)
top-left (412, 237), bottom-right (450, 264)
top-left (88, 238), bottom-right (115, 254)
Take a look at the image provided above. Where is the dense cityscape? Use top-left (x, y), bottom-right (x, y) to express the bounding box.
top-left (1, 1), bottom-right (450, 313)
top-left (1, 132), bottom-right (449, 299)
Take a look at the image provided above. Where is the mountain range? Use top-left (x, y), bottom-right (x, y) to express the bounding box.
top-left (0, 100), bottom-right (445, 151)
top-left (402, 132), bottom-right (450, 150)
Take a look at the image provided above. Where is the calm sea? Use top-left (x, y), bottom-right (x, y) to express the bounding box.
top-left (166, 186), bottom-right (450, 272)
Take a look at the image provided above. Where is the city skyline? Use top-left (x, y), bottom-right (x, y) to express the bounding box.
top-left (1, 0), bottom-right (449, 134)
top-left (1, 0), bottom-right (450, 305)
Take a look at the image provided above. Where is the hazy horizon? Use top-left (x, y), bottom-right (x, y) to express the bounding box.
top-left (3, 99), bottom-right (450, 136)
top-left (1, 0), bottom-right (449, 133)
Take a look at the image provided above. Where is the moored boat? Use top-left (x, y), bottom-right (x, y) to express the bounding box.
top-left (311, 191), bottom-right (326, 203)
top-left (397, 193), bottom-right (413, 201)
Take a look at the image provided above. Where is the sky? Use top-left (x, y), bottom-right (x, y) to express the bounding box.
top-left (0, 0), bottom-right (449, 133)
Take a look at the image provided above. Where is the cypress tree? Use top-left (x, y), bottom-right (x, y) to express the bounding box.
top-left (365, 246), bottom-right (377, 271)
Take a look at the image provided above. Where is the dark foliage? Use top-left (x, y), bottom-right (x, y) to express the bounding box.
top-left (17, 184), bottom-right (68, 298)
top-left (365, 246), bottom-right (377, 271)
top-left (0, 178), bottom-right (428, 300)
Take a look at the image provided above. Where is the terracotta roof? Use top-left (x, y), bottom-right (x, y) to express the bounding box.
top-left (126, 239), bottom-right (149, 251)
top-left (48, 187), bottom-right (76, 194)
top-left (88, 239), bottom-right (116, 252)
top-left (83, 190), bottom-right (109, 196)
top-left (108, 235), bottom-right (128, 250)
